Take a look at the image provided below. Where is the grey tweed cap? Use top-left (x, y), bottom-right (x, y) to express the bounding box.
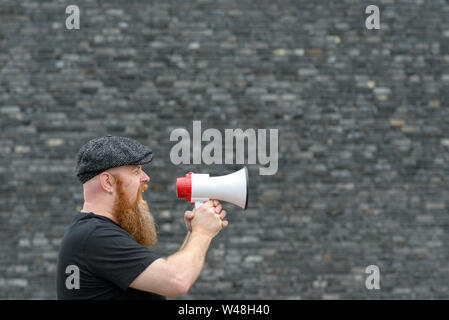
top-left (76, 135), bottom-right (153, 183)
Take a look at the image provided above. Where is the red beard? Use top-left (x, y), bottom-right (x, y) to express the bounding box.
top-left (112, 176), bottom-right (157, 247)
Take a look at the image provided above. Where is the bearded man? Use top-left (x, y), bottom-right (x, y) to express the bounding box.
top-left (56, 135), bottom-right (227, 299)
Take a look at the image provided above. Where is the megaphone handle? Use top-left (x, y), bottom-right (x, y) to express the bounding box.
top-left (194, 201), bottom-right (204, 209)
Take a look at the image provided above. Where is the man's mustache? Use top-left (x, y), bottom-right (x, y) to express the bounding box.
top-left (137, 184), bottom-right (149, 205)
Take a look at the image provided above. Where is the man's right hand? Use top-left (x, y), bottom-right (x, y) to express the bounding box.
top-left (190, 200), bottom-right (227, 238)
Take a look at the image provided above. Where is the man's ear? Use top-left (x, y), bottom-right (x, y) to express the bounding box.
top-left (99, 171), bottom-right (115, 194)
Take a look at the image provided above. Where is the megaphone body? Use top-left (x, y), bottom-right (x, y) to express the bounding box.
top-left (176, 167), bottom-right (248, 209)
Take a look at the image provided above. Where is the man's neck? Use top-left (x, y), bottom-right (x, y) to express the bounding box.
top-left (81, 202), bottom-right (118, 223)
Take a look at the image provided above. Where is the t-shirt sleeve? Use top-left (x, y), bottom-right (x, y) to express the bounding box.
top-left (83, 225), bottom-right (161, 291)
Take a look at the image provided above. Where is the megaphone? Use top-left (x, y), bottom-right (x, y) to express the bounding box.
top-left (176, 167), bottom-right (248, 209)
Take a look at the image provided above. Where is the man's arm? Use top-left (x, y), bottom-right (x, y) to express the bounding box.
top-left (166, 231), bottom-right (212, 290)
top-left (129, 201), bottom-right (225, 298)
top-left (129, 231), bottom-right (212, 298)
top-left (179, 231), bottom-right (191, 251)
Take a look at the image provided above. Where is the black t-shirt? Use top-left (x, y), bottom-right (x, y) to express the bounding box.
top-left (56, 212), bottom-right (166, 300)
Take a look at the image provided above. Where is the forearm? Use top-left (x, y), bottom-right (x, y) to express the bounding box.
top-left (179, 231), bottom-right (191, 251)
top-left (166, 231), bottom-right (212, 290)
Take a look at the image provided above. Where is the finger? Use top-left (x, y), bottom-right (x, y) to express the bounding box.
top-left (185, 210), bottom-right (194, 220)
top-left (221, 220), bottom-right (228, 228)
top-left (214, 204), bottom-right (222, 214)
top-left (213, 199), bottom-right (219, 207)
top-left (219, 210), bottom-right (227, 220)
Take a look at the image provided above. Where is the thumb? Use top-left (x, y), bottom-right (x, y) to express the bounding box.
top-left (185, 210), bottom-right (194, 220)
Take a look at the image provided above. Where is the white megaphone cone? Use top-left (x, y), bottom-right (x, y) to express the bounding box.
top-left (176, 167), bottom-right (249, 209)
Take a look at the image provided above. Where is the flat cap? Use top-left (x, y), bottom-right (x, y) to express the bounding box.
top-left (76, 135), bottom-right (153, 183)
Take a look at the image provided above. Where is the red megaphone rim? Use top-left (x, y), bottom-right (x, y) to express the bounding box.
top-left (176, 172), bottom-right (192, 202)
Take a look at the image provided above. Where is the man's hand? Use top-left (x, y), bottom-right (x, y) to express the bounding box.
top-left (185, 200), bottom-right (228, 235)
top-left (184, 210), bottom-right (195, 232)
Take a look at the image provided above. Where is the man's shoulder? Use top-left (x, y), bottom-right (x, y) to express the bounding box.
top-left (60, 212), bottom-right (135, 263)
top-left (63, 212), bottom-right (127, 246)
top-left (68, 212), bottom-right (107, 232)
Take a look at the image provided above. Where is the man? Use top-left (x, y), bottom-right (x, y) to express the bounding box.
top-left (56, 135), bottom-right (228, 299)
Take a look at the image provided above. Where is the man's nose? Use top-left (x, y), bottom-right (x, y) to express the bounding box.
top-left (141, 171), bottom-right (150, 183)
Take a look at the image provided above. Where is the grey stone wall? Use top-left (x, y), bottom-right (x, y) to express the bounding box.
top-left (1, 0), bottom-right (449, 299)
